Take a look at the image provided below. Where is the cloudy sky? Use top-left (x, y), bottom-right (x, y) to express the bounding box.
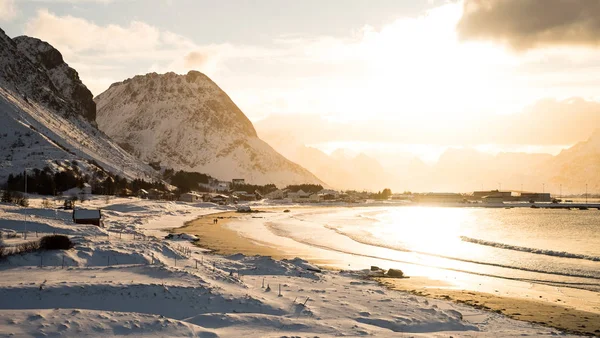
top-left (2, 0), bottom-right (600, 160)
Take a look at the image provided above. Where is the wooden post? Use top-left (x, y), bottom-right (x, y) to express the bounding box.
top-left (278, 284), bottom-right (281, 296)
top-left (195, 260), bottom-right (198, 269)
top-left (303, 297), bottom-right (310, 306)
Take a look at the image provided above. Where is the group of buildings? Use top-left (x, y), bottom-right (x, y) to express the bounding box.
top-left (177, 188), bottom-right (343, 204)
top-left (413, 190), bottom-right (552, 204)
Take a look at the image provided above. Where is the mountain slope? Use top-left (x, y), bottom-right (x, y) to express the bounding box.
top-left (0, 29), bottom-right (157, 182)
top-left (95, 71), bottom-right (324, 186)
top-left (14, 36), bottom-right (96, 123)
top-left (539, 129), bottom-right (600, 193)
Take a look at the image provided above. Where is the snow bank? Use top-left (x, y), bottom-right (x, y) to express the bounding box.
top-left (0, 198), bottom-right (577, 337)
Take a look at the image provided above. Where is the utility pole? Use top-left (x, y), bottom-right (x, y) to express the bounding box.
top-left (560, 184), bottom-right (562, 199)
top-left (24, 169), bottom-right (28, 239)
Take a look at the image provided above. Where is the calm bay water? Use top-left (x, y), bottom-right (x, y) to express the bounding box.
top-left (268, 206), bottom-right (600, 291)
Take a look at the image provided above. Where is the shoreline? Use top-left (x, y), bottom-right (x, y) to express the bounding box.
top-left (176, 208), bottom-right (600, 336)
top-left (174, 210), bottom-right (335, 266)
top-left (175, 210), bottom-right (288, 258)
top-left (375, 277), bottom-right (600, 336)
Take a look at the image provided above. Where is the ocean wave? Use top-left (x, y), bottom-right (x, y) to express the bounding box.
top-left (270, 223), bottom-right (600, 292)
top-left (274, 209), bottom-right (600, 291)
top-left (461, 237), bottom-right (600, 262)
top-left (317, 225), bottom-right (600, 282)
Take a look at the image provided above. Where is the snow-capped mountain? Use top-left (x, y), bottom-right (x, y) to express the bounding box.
top-left (95, 71), bottom-right (324, 186)
top-left (14, 36), bottom-right (97, 123)
top-left (538, 129), bottom-right (600, 193)
top-left (0, 28), bottom-right (157, 182)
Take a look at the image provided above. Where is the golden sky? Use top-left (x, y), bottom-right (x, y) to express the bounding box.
top-left (3, 0), bottom-right (600, 160)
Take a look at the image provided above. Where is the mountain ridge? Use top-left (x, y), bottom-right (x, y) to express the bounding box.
top-left (95, 71), bottom-right (324, 187)
top-left (0, 29), bottom-right (157, 183)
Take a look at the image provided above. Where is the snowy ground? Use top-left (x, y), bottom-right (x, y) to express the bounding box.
top-left (0, 197), bottom-right (581, 337)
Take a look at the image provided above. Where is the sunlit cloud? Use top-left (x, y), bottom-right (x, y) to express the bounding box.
top-left (17, 1), bottom-right (600, 162)
top-left (0, 0), bottom-right (17, 22)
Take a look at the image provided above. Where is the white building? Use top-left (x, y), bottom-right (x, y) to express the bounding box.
top-left (287, 189), bottom-right (310, 200)
top-left (179, 191), bottom-right (202, 203)
top-left (265, 189), bottom-right (287, 200)
top-left (232, 179), bottom-right (245, 185)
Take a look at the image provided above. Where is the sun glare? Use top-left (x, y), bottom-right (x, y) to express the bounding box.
top-left (372, 207), bottom-right (469, 257)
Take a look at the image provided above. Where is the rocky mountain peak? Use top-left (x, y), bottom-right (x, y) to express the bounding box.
top-left (95, 71), bottom-right (323, 186)
top-left (14, 36), bottom-right (96, 123)
top-left (96, 71), bottom-right (257, 138)
top-left (0, 28), bottom-right (157, 182)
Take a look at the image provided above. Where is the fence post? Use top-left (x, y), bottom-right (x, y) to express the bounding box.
top-left (195, 260), bottom-right (198, 269)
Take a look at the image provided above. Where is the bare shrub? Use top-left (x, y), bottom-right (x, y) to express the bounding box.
top-left (15, 240), bottom-right (40, 254)
top-left (12, 192), bottom-right (29, 207)
top-left (0, 243), bottom-right (7, 260)
top-left (41, 199), bottom-right (53, 208)
top-left (39, 235), bottom-right (73, 250)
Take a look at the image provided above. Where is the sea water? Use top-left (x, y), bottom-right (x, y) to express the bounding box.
top-left (266, 206), bottom-right (600, 292)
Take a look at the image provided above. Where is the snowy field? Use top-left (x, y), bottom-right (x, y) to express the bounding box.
top-left (0, 197), bottom-right (581, 337)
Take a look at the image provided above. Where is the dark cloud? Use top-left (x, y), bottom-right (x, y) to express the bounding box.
top-left (457, 0), bottom-right (600, 50)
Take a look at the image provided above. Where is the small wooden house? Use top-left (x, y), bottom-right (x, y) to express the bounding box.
top-left (73, 209), bottom-right (102, 226)
top-left (180, 192), bottom-right (202, 202)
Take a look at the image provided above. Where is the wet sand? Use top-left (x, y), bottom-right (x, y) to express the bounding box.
top-left (174, 211), bottom-right (288, 258)
top-left (377, 277), bottom-right (600, 336)
top-left (176, 209), bottom-right (600, 336)
top-left (174, 210), bottom-right (332, 265)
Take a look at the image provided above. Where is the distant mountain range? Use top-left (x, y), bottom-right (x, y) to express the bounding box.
top-left (539, 129), bottom-right (600, 194)
top-left (94, 71), bottom-right (324, 187)
top-left (258, 117), bottom-right (600, 194)
top-left (0, 28), bottom-right (157, 182)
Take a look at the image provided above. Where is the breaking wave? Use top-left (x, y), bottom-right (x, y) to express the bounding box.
top-left (265, 223), bottom-right (600, 291)
top-left (461, 236), bottom-right (600, 262)
top-left (319, 225), bottom-right (600, 281)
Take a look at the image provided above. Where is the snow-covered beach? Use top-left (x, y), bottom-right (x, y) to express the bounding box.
top-left (0, 197), bottom-right (590, 337)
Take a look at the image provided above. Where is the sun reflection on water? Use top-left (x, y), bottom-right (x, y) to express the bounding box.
top-left (369, 207), bottom-right (475, 257)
